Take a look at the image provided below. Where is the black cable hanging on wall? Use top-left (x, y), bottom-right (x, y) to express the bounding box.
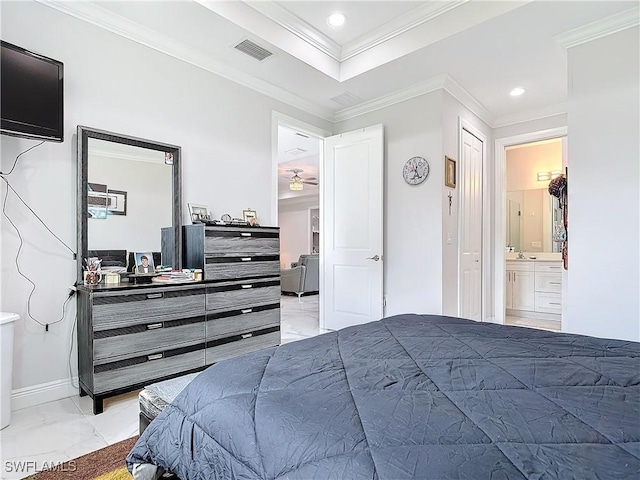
top-left (0, 141), bottom-right (76, 331)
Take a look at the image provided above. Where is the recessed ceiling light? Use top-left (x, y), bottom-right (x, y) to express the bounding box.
top-left (510, 87), bottom-right (525, 97)
top-left (328, 13), bottom-right (346, 27)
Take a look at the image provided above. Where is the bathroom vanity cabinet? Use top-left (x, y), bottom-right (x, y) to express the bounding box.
top-left (506, 260), bottom-right (563, 319)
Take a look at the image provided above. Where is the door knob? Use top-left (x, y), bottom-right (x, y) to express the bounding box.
top-left (367, 255), bottom-right (380, 261)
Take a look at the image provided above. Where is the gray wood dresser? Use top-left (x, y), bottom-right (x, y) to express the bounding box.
top-left (78, 225), bottom-right (281, 414)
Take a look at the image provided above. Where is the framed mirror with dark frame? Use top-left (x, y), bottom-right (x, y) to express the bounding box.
top-left (76, 126), bottom-right (182, 285)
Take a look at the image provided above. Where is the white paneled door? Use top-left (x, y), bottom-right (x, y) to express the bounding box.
top-left (322, 125), bottom-right (384, 331)
top-left (459, 128), bottom-right (483, 320)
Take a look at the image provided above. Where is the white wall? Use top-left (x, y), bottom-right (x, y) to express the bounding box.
top-left (506, 141), bottom-right (562, 191)
top-left (278, 196), bottom-right (318, 269)
top-left (0, 1), bottom-right (331, 407)
top-left (565, 26), bottom-right (640, 341)
top-left (335, 92), bottom-right (444, 316)
top-left (521, 189), bottom-right (544, 253)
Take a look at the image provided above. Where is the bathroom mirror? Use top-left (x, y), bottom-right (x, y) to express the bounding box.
top-left (76, 126), bottom-right (182, 283)
top-left (506, 188), bottom-right (561, 253)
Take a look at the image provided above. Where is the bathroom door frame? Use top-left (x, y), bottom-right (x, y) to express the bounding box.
top-left (493, 126), bottom-right (567, 326)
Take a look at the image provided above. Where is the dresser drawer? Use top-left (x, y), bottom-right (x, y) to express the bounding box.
top-left (535, 262), bottom-right (563, 273)
top-left (204, 228), bottom-right (279, 254)
top-left (206, 305), bottom-right (280, 341)
top-left (204, 255), bottom-right (279, 281)
top-left (535, 272), bottom-right (562, 293)
top-left (93, 316), bottom-right (206, 363)
top-left (205, 329), bottom-right (280, 365)
top-left (206, 278), bottom-right (280, 313)
top-left (535, 292), bottom-right (562, 314)
top-left (93, 346), bottom-right (205, 394)
top-left (92, 288), bottom-right (205, 331)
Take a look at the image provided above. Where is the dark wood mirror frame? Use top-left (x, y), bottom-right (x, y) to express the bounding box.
top-left (76, 125), bottom-right (182, 284)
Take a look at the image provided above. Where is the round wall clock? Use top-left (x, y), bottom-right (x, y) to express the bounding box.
top-left (221, 214), bottom-right (231, 222)
top-left (403, 156), bottom-right (429, 185)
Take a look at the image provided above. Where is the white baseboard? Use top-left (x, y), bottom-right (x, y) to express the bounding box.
top-left (11, 377), bottom-right (79, 411)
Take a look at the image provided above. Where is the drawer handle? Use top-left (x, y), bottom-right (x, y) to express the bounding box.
top-left (241, 284), bottom-right (253, 289)
top-left (241, 257), bottom-right (252, 262)
top-left (147, 323), bottom-right (163, 330)
top-left (549, 266), bottom-right (561, 269)
top-left (549, 282), bottom-right (561, 285)
top-left (147, 353), bottom-right (163, 361)
top-left (550, 302), bottom-right (561, 305)
top-left (241, 333), bottom-right (253, 339)
top-left (240, 233), bottom-right (252, 237)
top-left (146, 293), bottom-right (164, 299)
top-left (241, 308), bottom-right (253, 314)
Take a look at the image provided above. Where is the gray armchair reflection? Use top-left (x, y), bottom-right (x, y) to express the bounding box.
top-left (281, 254), bottom-right (319, 300)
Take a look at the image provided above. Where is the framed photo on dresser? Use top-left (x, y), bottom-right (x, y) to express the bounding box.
top-left (134, 252), bottom-right (155, 274)
top-left (188, 203), bottom-right (210, 223)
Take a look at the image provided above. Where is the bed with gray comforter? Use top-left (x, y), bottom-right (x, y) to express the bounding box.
top-left (126, 314), bottom-right (640, 479)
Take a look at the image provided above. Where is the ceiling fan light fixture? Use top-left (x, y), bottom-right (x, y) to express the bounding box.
top-left (290, 174), bottom-right (304, 191)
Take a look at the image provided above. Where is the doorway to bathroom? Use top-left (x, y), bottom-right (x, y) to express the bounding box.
top-left (495, 128), bottom-right (567, 332)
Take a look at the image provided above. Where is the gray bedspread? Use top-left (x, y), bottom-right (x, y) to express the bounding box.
top-left (126, 314), bottom-right (640, 479)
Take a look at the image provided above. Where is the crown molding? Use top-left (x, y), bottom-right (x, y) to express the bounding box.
top-left (341, 0), bottom-right (469, 61)
top-left (493, 103), bottom-right (567, 129)
top-left (246, 1), bottom-right (341, 61)
top-left (244, 1), bottom-right (470, 64)
top-left (278, 194), bottom-right (320, 208)
top-left (334, 74), bottom-right (495, 126)
top-left (196, 0), bottom-right (342, 80)
top-left (555, 6), bottom-right (639, 49)
top-left (333, 73), bottom-right (565, 129)
top-left (37, 0), bottom-right (335, 123)
top-left (442, 76), bottom-right (495, 127)
top-left (334, 75), bottom-right (449, 123)
top-left (36, 0), bottom-right (572, 131)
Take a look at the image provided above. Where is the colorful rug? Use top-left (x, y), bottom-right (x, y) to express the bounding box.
top-left (28, 436), bottom-right (138, 480)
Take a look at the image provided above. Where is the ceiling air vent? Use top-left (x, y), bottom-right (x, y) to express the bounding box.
top-left (330, 92), bottom-right (364, 108)
top-left (234, 39), bottom-right (273, 61)
top-left (285, 148), bottom-right (307, 155)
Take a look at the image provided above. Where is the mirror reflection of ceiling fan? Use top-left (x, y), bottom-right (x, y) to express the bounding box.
top-left (289, 169), bottom-right (318, 191)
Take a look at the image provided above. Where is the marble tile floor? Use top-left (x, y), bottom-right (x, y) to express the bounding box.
top-left (0, 391), bottom-right (140, 479)
top-left (0, 294), bottom-right (321, 479)
top-left (280, 293), bottom-right (323, 343)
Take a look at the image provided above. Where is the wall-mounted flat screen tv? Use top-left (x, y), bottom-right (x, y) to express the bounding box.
top-left (1, 40), bottom-right (64, 142)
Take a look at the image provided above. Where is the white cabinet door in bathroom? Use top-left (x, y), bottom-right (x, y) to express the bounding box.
top-left (512, 270), bottom-right (535, 311)
top-left (505, 270), bottom-right (513, 309)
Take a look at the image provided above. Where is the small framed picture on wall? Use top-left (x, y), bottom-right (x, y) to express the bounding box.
top-left (445, 156), bottom-right (456, 188)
